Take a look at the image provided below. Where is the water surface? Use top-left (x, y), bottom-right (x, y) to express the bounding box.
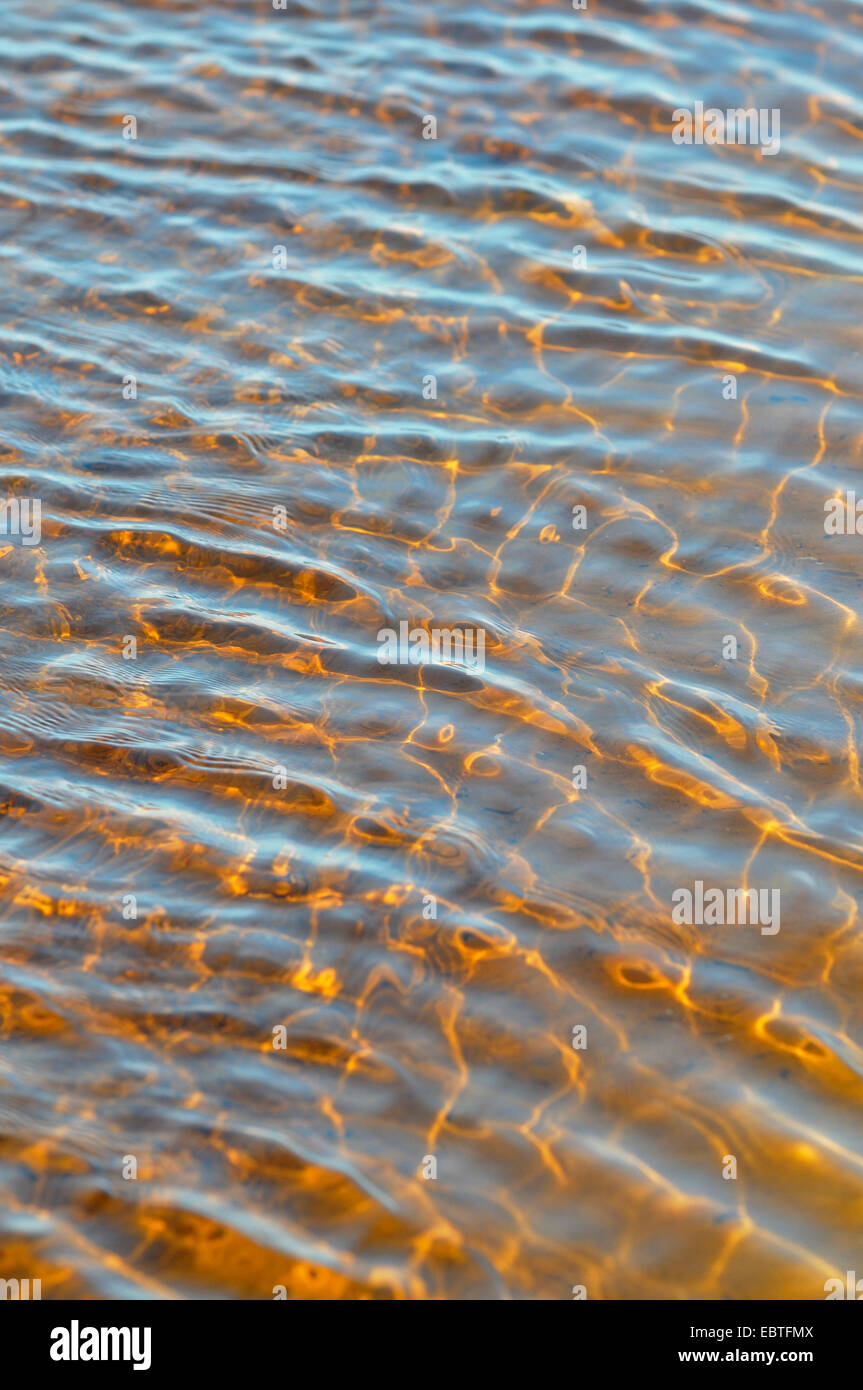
top-left (1, 0), bottom-right (863, 1299)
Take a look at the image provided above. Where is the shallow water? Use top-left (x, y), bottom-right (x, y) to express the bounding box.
top-left (1, 0), bottom-right (863, 1299)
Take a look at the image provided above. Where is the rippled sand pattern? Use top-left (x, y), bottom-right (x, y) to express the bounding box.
top-left (2, 0), bottom-right (863, 1300)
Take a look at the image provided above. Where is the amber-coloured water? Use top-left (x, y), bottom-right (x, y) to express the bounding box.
top-left (1, 0), bottom-right (863, 1300)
